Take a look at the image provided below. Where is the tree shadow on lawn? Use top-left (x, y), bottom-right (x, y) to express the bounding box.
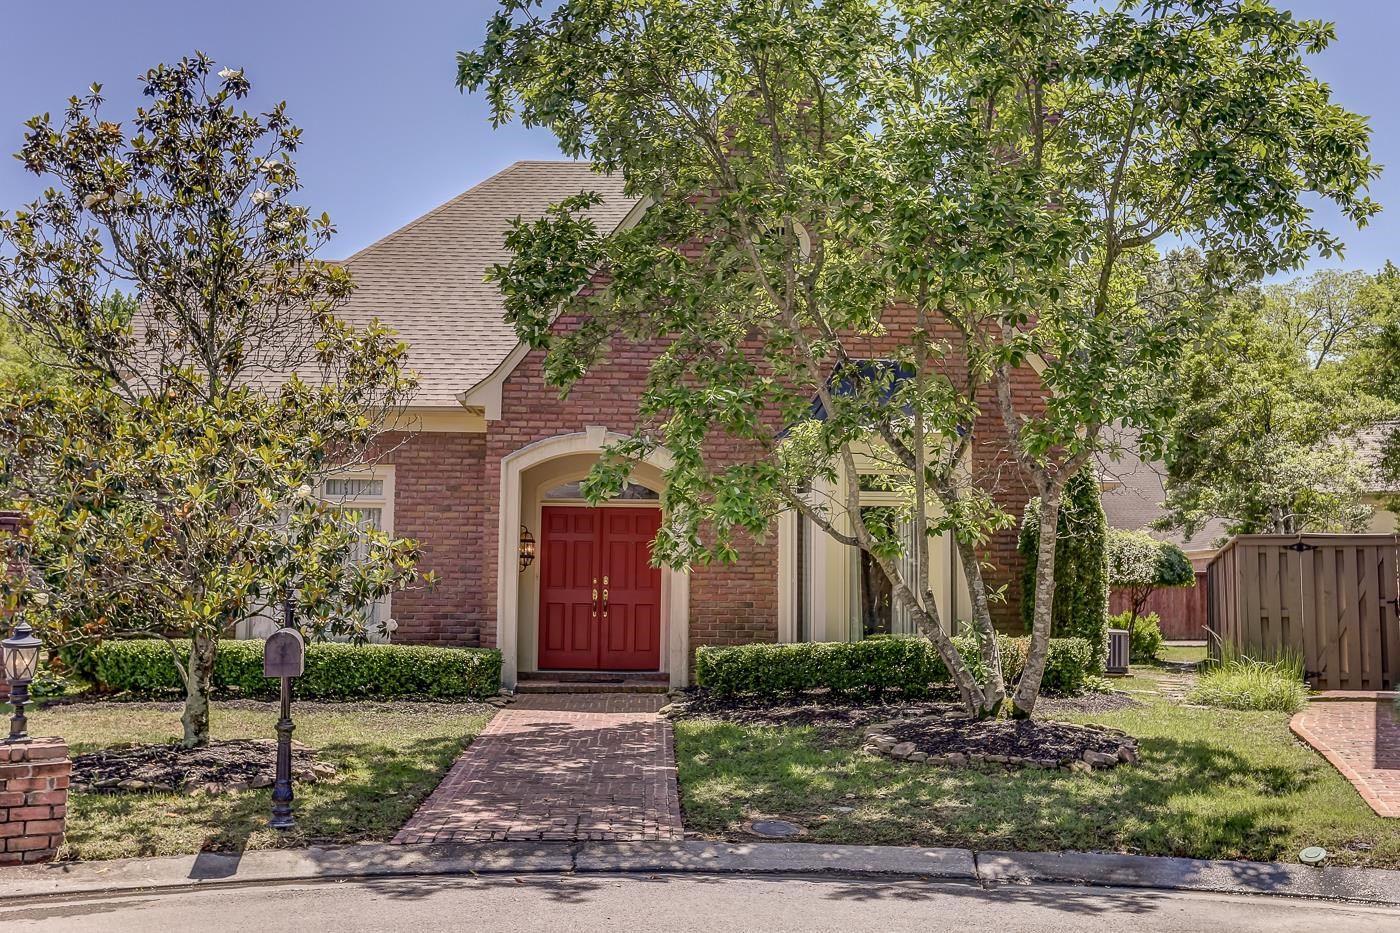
top-left (62, 733), bottom-right (469, 860)
top-left (675, 722), bottom-right (1319, 862)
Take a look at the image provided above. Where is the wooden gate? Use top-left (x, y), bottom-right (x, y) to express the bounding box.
top-left (1204, 534), bottom-right (1400, 691)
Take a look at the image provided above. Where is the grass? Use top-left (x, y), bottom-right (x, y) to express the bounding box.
top-left (26, 700), bottom-right (493, 861)
top-left (673, 662), bottom-right (1400, 868)
top-left (1187, 654), bottom-right (1309, 713)
top-left (1158, 643), bottom-right (1207, 665)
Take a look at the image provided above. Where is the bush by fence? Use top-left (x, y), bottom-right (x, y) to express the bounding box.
top-left (77, 639), bottom-right (502, 700)
top-left (695, 635), bottom-right (1095, 699)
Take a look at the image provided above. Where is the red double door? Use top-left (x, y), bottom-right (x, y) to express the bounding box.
top-left (537, 506), bottom-right (662, 671)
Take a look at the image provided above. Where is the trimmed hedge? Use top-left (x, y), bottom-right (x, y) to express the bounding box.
top-left (84, 639), bottom-right (502, 700)
top-left (695, 635), bottom-right (1095, 699)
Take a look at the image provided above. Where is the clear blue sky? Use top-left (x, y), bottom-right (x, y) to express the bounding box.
top-left (2, 0), bottom-right (1397, 271)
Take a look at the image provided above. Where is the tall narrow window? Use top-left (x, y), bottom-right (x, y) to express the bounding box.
top-left (323, 470), bottom-right (394, 643)
top-left (853, 501), bottom-right (919, 640)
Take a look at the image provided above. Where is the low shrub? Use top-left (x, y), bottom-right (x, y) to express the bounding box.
top-left (694, 638), bottom-right (951, 700)
top-left (1187, 652), bottom-right (1307, 713)
top-left (1109, 610), bottom-right (1164, 664)
top-left (86, 638), bottom-right (502, 700)
top-left (695, 634), bottom-right (1095, 699)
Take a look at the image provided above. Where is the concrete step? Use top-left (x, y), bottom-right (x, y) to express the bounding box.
top-left (513, 680), bottom-right (670, 695)
top-left (519, 670), bottom-right (669, 684)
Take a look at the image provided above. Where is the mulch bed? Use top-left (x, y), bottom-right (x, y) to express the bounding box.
top-left (664, 690), bottom-right (965, 728)
top-left (667, 689), bottom-right (1141, 771)
top-left (875, 716), bottom-right (1136, 770)
top-left (72, 739), bottom-right (335, 795)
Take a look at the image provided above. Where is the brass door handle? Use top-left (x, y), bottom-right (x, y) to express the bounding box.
top-left (592, 578), bottom-right (598, 619)
top-left (601, 575), bottom-right (609, 615)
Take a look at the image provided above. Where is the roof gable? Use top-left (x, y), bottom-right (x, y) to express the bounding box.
top-left (334, 161), bottom-right (636, 406)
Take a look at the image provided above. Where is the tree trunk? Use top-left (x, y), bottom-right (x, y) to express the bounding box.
top-left (905, 592), bottom-right (994, 717)
top-left (954, 537), bottom-right (1006, 717)
top-left (181, 634), bottom-right (217, 748)
top-left (1012, 489), bottom-right (1063, 717)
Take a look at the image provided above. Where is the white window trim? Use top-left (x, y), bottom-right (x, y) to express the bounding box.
top-left (321, 465), bottom-right (396, 643)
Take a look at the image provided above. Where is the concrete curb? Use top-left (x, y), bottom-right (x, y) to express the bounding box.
top-left (1, 840), bottom-right (1398, 906)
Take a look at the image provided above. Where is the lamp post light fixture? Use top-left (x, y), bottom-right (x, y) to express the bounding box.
top-left (518, 525), bottom-right (536, 572)
top-left (3, 620), bottom-right (42, 742)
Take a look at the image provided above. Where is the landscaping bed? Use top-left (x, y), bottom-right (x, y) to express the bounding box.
top-left (35, 699), bottom-right (494, 861)
top-left (865, 717), bottom-right (1137, 771)
top-left (664, 690), bottom-right (963, 728)
top-left (72, 739), bottom-right (335, 795)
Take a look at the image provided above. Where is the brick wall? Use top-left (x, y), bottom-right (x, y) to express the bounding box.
top-left (378, 431), bottom-right (489, 646)
top-left (472, 301), bottom-right (1041, 656)
top-left (0, 738), bottom-right (71, 865)
top-left (479, 339), bottom-right (783, 659)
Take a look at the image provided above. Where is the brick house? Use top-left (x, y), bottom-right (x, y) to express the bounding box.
top-left (292, 161), bottom-right (1037, 689)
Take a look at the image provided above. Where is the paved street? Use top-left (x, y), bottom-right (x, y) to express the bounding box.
top-left (3, 874), bottom-right (1398, 932)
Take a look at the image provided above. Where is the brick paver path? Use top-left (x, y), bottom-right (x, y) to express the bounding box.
top-left (392, 693), bottom-right (683, 843)
top-left (1291, 699), bottom-right (1400, 818)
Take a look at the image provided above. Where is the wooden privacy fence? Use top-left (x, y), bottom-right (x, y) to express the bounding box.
top-left (1109, 571), bottom-right (1209, 640)
top-left (1205, 534), bottom-right (1400, 691)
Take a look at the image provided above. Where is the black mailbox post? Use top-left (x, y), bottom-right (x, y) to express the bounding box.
top-left (264, 598), bottom-right (305, 831)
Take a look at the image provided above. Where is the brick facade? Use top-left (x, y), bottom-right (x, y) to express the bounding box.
top-left (381, 308), bottom-right (1039, 659)
top-left (378, 430), bottom-right (489, 646)
top-left (0, 737), bottom-right (71, 865)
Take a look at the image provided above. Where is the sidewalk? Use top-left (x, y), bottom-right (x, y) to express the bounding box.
top-left (2, 840), bottom-right (1398, 906)
top-left (1291, 697), bottom-right (1400, 818)
top-left (393, 694), bottom-right (682, 843)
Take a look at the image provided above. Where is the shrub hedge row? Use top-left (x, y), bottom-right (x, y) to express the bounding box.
top-left (695, 634), bottom-right (1095, 698)
top-left (78, 639), bottom-right (502, 700)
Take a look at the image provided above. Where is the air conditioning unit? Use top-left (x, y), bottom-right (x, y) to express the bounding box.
top-left (1105, 628), bottom-right (1130, 676)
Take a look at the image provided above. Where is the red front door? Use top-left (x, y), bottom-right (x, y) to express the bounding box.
top-left (538, 506), bottom-right (662, 671)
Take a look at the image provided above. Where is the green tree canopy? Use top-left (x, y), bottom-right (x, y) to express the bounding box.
top-left (461, 0), bottom-right (1376, 715)
top-left (0, 56), bottom-right (429, 747)
top-left (1161, 286), bottom-right (1383, 538)
top-left (1107, 528), bottom-right (1193, 624)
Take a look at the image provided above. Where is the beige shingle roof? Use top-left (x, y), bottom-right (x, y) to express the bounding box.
top-left (335, 161), bottom-right (637, 405)
top-left (1098, 428), bottom-right (1230, 553)
top-left (1353, 419), bottom-right (1400, 493)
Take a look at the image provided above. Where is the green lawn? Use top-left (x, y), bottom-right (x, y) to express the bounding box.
top-left (28, 700), bottom-right (492, 861)
top-left (1158, 643), bottom-right (1208, 665)
top-left (673, 662), bottom-right (1400, 868)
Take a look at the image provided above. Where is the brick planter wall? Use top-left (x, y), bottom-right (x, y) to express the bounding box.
top-left (0, 738), bottom-right (72, 865)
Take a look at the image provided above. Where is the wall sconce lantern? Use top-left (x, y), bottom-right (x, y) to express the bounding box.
top-left (518, 525), bottom-right (536, 572)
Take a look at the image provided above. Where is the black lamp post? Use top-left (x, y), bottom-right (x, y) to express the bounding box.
top-left (3, 620), bottom-right (42, 742)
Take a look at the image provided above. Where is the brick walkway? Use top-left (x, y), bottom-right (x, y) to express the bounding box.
top-left (1291, 698), bottom-right (1400, 818)
top-left (392, 694), bottom-right (683, 843)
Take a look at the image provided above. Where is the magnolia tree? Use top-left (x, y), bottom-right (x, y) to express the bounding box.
top-left (461, 0), bottom-right (1376, 716)
top-left (0, 56), bottom-right (429, 746)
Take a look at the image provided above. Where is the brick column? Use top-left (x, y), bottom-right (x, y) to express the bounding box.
top-left (0, 738), bottom-right (72, 865)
